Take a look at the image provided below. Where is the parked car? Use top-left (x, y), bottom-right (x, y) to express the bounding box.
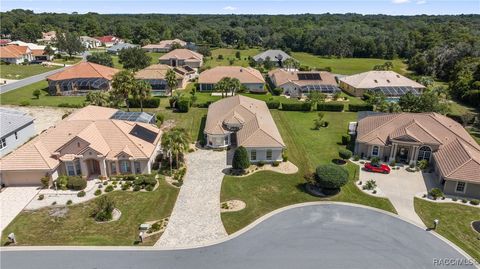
top-left (364, 162), bottom-right (391, 174)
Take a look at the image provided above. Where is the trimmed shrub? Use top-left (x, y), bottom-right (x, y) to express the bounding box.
top-left (40, 176), bottom-right (50, 188)
top-left (353, 155), bottom-right (360, 161)
top-left (94, 189), bottom-right (102, 196)
top-left (105, 185), bottom-right (114, 192)
top-left (38, 194), bottom-right (44, 200)
top-left (67, 176), bottom-right (87, 190)
top-left (429, 188), bottom-right (443, 200)
top-left (417, 159), bottom-right (429, 170)
top-left (281, 102), bottom-right (311, 111)
top-left (66, 200), bottom-right (72, 205)
top-left (92, 196), bottom-right (115, 221)
top-left (282, 150), bottom-right (288, 162)
top-left (232, 146), bottom-right (250, 170)
top-left (461, 199), bottom-right (468, 203)
top-left (123, 175), bottom-right (136, 181)
top-left (77, 191), bottom-right (86, 197)
top-left (146, 185), bottom-right (153, 191)
top-left (338, 149), bottom-right (353, 160)
top-left (470, 199), bottom-right (479, 205)
top-left (127, 98), bottom-right (160, 108)
top-left (133, 185), bottom-right (141, 191)
top-left (370, 157), bottom-right (380, 165)
top-left (156, 113), bottom-right (165, 124)
top-left (348, 104), bottom-right (374, 112)
top-left (363, 179), bottom-right (377, 191)
top-left (314, 164), bottom-right (349, 190)
top-left (341, 134), bottom-right (350, 145)
top-left (272, 87), bottom-right (283, 96)
top-left (58, 103), bottom-right (83, 108)
top-left (266, 100), bottom-right (280, 109)
top-left (19, 100), bottom-right (30, 106)
top-left (272, 161), bottom-right (281, 167)
top-left (177, 99), bottom-right (190, 112)
top-left (317, 102), bottom-right (344, 112)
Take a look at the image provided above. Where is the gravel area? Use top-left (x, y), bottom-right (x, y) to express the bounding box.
top-left (1, 105), bottom-right (73, 134)
top-left (156, 149), bottom-right (228, 248)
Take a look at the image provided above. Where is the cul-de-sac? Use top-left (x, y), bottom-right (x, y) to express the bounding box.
top-left (0, 3), bottom-right (479, 269)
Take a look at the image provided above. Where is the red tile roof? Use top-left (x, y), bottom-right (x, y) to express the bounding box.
top-left (47, 62), bottom-right (120, 81)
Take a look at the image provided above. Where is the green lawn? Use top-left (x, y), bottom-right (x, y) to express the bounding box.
top-left (52, 57), bottom-right (83, 65)
top-left (0, 64), bottom-right (62, 80)
top-left (414, 198), bottom-right (480, 262)
top-left (290, 52), bottom-right (407, 75)
top-left (204, 48), bottom-right (261, 68)
top-left (221, 110), bottom-right (396, 234)
top-left (0, 81), bottom-right (85, 107)
top-left (2, 180), bottom-right (179, 246)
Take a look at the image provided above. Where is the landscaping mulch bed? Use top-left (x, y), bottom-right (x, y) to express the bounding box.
top-left (472, 221), bottom-right (480, 233)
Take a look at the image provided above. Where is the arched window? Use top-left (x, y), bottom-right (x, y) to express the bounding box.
top-left (372, 146), bottom-right (379, 156)
top-left (417, 146), bottom-right (432, 161)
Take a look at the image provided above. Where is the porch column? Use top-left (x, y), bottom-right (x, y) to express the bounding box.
top-left (115, 160), bottom-right (120, 175)
top-left (131, 159), bottom-right (135, 174)
top-left (100, 159), bottom-right (107, 178)
top-left (79, 157), bottom-right (88, 179)
top-left (389, 143), bottom-right (397, 162)
top-left (409, 146), bottom-right (419, 166)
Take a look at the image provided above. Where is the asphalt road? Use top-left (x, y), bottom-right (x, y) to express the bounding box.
top-left (0, 67), bottom-right (68, 94)
top-left (1, 204), bottom-right (475, 269)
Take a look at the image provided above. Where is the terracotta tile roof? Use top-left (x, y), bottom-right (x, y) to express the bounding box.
top-left (159, 49), bottom-right (202, 62)
top-left (205, 95), bottom-right (285, 148)
top-left (134, 64), bottom-right (184, 80)
top-left (95, 35), bottom-right (120, 43)
top-left (268, 69), bottom-right (338, 87)
top-left (46, 62), bottom-right (120, 81)
top-left (0, 45), bottom-right (30, 58)
top-left (199, 66), bottom-right (265, 84)
top-left (339, 71), bottom-right (425, 89)
top-left (357, 112), bottom-right (480, 183)
top-left (31, 49), bottom-right (46, 56)
top-left (0, 106), bottom-right (161, 171)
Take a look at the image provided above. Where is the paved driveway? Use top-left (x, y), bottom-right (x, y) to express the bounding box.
top-left (156, 149), bottom-right (228, 247)
top-left (0, 187), bottom-right (40, 234)
top-left (359, 165), bottom-right (439, 226)
top-left (2, 204), bottom-right (474, 269)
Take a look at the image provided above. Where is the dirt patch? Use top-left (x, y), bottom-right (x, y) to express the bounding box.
top-left (49, 207), bottom-right (69, 218)
top-left (225, 161), bottom-right (299, 177)
top-left (221, 200), bottom-right (246, 212)
top-left (1, 105), bottom-right (74, 134)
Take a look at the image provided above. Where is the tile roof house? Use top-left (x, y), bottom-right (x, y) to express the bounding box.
top-left (107, 43), bottom-right (139, 55)
top-left (37, 31), bottom-right (56, 44)
top-left (46, 62), bottom-right (120, 95)
top-left (204, 95), bottom-right (285, 162)
top-left (355, 112), bottom-right (480, 199)
top-left (338, 71), bottom-right (426, 97)
top-left (80, 36), bottom-right (102, 49)
top-left (253, 50), bottom-right (291, 66)
top-left (0, 106), bottom-right (161, 186)
top-left (0, 108), bottom-right (35, 158)
top-left (198, 66), bottom-right (266, 93)
top-left (142, 39), bottom-right (187, 53)
top-left (95, 35), bottom-right (123, 47)
top-left (158, 49), bottom-right (203, 69)
top-left (0, 45), bottom-right (33, 64)
top-left (135, 64), bottom-right (195, 96)
top-left (268, 68), bottom-right (341, 97)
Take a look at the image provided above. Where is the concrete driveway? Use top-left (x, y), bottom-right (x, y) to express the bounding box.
top-left (156, 149), bottom-right (228, 247)
top-left (0, 186), bottom-right (40, 235)
top-left (2, 204), bottom-right (474, 269)
top-left (359, 165), bottom-right (439, 226)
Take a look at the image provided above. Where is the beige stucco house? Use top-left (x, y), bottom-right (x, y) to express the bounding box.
top-left (268, 69), bottom-right (340, 98)
top-left (338, 71), bottom-right (425, 97)
top-left (204, 95), bottom-right (285, 163)
top-left (135, 64), bottom-right (195, 96)
top-left (158, 49), bottom-right (203, 69)
top-left (0, 106), bottom-right (161, 186)
top-left (142, 39), bottom-right (187, 53)
top-left (355, 112), bottom-right (480, 199)
top-left (198, 66), bottom-right (266, 93)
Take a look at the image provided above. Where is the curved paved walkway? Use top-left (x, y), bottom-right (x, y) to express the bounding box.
top-left (156, 149), bottom-right (228, 247)
top-left (3, 204), bottom-right (475, 269)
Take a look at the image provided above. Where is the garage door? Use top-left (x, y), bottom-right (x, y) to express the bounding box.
top-left (1, 171), bottom-right (47, 186)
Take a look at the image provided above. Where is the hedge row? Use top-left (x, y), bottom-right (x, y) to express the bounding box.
top-left (317, 102), bottom-right (344, 111)
top-left (266, 100), bottom-right (280, 109)
top-left (281, 102), bottom-right (312, 111)
top-left (128, 98), bottom-right (160, 108)
top-left (348, 104), bottom-right (373, 112)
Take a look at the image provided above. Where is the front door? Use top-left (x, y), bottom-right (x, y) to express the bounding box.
top-left (87, 159), bottom-right (101, 177)
top-left (397, 147), bottom-right (409, 163)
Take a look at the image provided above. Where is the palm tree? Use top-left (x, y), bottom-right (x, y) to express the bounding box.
top-left (215, 77), bottom-right (229, 98)
top-left (161, 132), bottom-right (174, 174)
top-left (166, 69), bottom-right (178, 96)
top-left (111, 70), bottom-right (136, 111)
top-left (133, 80), bottom-right (152, 112)
top-left (171, 128), bottom-right (190, 169)
top-left (85, 91), bottom-right (110, 107)
top-left (227, 78), bottom-right (241, 96)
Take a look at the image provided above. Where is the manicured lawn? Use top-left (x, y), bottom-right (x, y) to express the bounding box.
top-left (0, 81), bottom-right (85, 107)
top-left (204, 48), bottom-right (261, 68)
top-left (414, 198), bottom-right (480, 262)
top-left (290, 52), bottom-right (407, 75)
top-left (2, 180), bottom-right (179, 246)
top-left (221, 110), bottom-right (396, 234)
top-left (52, 57), bottom-right (83, 65)
top-left (0, 64), bottom-right (62, 80)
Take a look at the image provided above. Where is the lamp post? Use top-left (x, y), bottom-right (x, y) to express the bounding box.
top-left (433, 219), bottom-right (439, 230)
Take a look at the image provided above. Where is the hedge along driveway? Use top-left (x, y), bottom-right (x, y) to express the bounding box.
top-left (221, 111), bottom-right (396, 234)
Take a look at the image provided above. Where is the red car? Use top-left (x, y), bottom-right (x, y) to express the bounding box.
top-left (364, 162), bottom-right (391, 174)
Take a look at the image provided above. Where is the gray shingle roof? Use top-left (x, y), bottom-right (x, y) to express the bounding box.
top-left (0, 108), bottom-right (34, 138)
top-left (253, 50), bottom-right (291, 62)
top-left (107, 43), bottom-right (139, 53)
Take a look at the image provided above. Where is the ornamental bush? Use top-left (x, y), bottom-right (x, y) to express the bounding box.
top-left (67, 176), bottom-right (87, 190)
top-left (92, 195), bottom-right (115, 222)
top-left (77, 190), bottom-right (86, 197)
top-left (429, 188), bottom-right (444, 200)
top-left (317, 102), bottom-right (344, 112)
top-left (272, 87), bottom-right (283, 96)
top-left (338, 149), bottom-right (353, 160)
top-left (314, 164), bottom-right (349, 190)
top-left (341, 134), bottom-right (350, 145)
top-left (177, 99), bottom-right (190, 112)
top-left (281, 102), bottom-right (311, 111)
top-left (348, 104), bottom-right (374, 112)
top-left (266, 100), bottom-right (280, 109)
top-left (94, 189), bottom-right (102, 196)
top-left (105, 185), bottom-right (114, 192)
top-left (470, 199), bottom-right (479, 205)
top-left (232, 146), bottom-right (250, 170)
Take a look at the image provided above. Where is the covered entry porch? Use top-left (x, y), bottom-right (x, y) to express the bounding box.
top-left (387, 143), bottom-right (432, 165)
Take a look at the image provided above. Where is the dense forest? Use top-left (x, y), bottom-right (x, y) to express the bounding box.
top-left (1, 10), bottom-right (479, 108)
